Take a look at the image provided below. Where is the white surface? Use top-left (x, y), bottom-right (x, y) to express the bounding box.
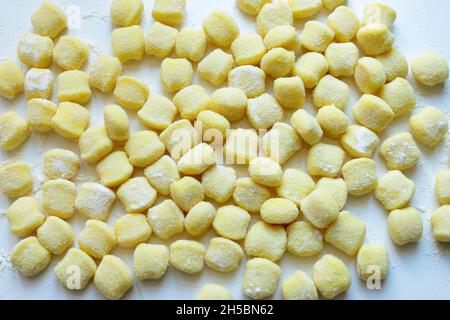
top-left (0, 0), bottom-right (449, 300)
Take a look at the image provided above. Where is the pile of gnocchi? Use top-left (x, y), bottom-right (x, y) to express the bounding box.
top-left (0, 0), bottom-right (449, 300)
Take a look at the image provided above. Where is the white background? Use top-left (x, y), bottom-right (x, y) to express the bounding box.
top-left (0, 0), bottom-right (449, 300)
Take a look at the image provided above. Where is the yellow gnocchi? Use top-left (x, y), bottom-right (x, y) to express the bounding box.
top-left (316, 105), bottom-right (349, 138)
top-left (202, 165), bottom-right (236, 204)
top-left (134, 243), bottom-right (169, 280)
top-left (307, 143), bottom-right (345, 178)
top-left (357, 23), bottom-right (394, 56)
top-left (36, 216), bottom-right (73, 255)
top-left (117, 177), bottom-right (157, 213)
top-left (0, 60), bottom-right (24, 99)
top-left (324, 211), bottom-right (366, 255)
top-left (211, 87), bottom-right (248, 122)
top-left (375, 170), bottom-right (415, 210)
top-left (327, 6), bottom-right (359, 42)
top-left (174, 85), bottom-right (211, 121)
top-left (144, 155), bottom-right (180, 196)
top-left (340, 125), bottom-right (379, 158)
top-left (352, 94), bottom-right (394, 133)
top-left (7, 196), bottom-right (45, 237)
top-left (114, 214), bottom-right (152, 248)
top-left (57, 70), bottom-right (91, 104)
top-left (387, 207), bottom-right (423, 246)
top-left (75, 182), bottom-right (116, 221)
top-left (354, 57), bottom-right (386, 94)
top-left (238, 0), bottom-right (271, 15)
top-left (300, 188), bottom-right (339, 229)
top-left (282, 271), bottom-right (318, 300)
top-left (362, 3), bottom-right (396, 29)
top-left (245, 221), bottom-right (287, 262)
top-left (247, 93), bottom-right (284, 130)
top-left (256, 1), bottom-right (293, 37)
top-left (409, 106), bottom-right (448, 147)
top-left (260, 48), bottom-right (296, 79)
top-left (160, 58), bottom-right (193, 93)
top-left (124, 130), bottom-right (165, 167)
top-left (175, 27), bottom-right (207, 62)
top-left (0, 111), bottom-right (30, 150)
top-left (51, 102), bottom-right (90, 139)
top-left (291, 109), bottom-right (323, 145)
top-left (431, 205), bottom-right (450, 242)
top-left (177, 143), bottom-right (216, 175)
top-left (198, 49), bottom-right (234, 86)
top-left (25, 68), bottom-right (54, 100)
top-left (169, 240), bottom-right (206, 273)
top-left (203, 10), bottom-right (239, 48)
top-left (273, 76), bottom-right (305, 109)
top-left (232, 177), bottom-right (271, 213)
top-left (288, 0), bottom-right (321, 19)
top-left (312, 254), bottom-right (351, 299)
top-left (213, 205), bottom-right (251, 240)
top-left (313, 75), bottom-right (350, 109)
top-left (94, 255), bottom-right (132, 300)
top-left (231, 34), bottom-right (266, 66)
top-left (17, 33), bottom-right (53, 68)
top-left (42, 179), bottom-right (77, 219)
top-left (185, 201), bottom-right (216, 237)
top-left (196, 284), bottom-right (232, 300)
top-left (112, 26), bottom-right (145, 62)
top-left (159, 119), bottom-right (199, 159)
top-left (205, 237), bottom-right (243, 272)
top-left (249, 157), bottom-right (283, 187)
top-left (10, 236), bottom-right (51, 276)
top-left (113, 76), bottom-right (149, 111)
top-left (356, 243), bottom-right (390, 281)
top-left (79, 126), bottom-right (113, 163)
top-left (96, 151), bottom-right (133, 188)
top-left (145, 22), bottom-right (177, 58)
top-left (147, 200), bottom-right (184, 239)
top-left (0, 162), bottom-right (33, 197)
top-left (264, 25), bottom-right (300, 51)
top-left (436, 171), bottom-right (450, 205)
top-left (292, 52), bottom-right (328, 89)
top-left (262, 122), bottom-right (302, 165)
top-left (228, 66), bottom-right (266, 98)
top-left (138, 94), bottom-right (176, 131)
top-left (31, 2), bottom-right (67, 38)
top-left (300, 21), bottom-right (335, 53)
top-left (375, 48), bottom-right (409, 83)
top-left (276, 169), bottom-right (315, 206)
top-left (411, 51), bottom-right (449, 87)
top-left (243, 258), bottom-right (281, 299)
top-left (224, 129), bottom-right (258, 165)
top-left (55, 248), bottom-right (97, 290)
top-left (43, 148), bottom-right (80, 180)
top-left (380, 77), bottom-right (416, 117)
top-left (53, 36), bottom-right (89, 70)
top-left (152, 0), bottom-right (186, 26)
top-left (380, 132), bottom-right (421, 170)
top-left (341, 158), bottom-right (377, 196)
top-left (89, 55), bottom-right (123, 93)
top-left (103, 104), bottom-right (130, 142)
top-left (170, 176), bottom-right (205, 212)
top-left (78, 220), bottom-right (117, 259)
top-left (325, 42), bottom-right (359, 78)
top-left (110, 0), bottom-right (143, 27)
top-left (286, 221), bottom-right (323, 257)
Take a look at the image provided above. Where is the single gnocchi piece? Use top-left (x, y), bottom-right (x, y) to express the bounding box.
top-left (7, 196), bottom-right (45, 237)
top-left (256, 1), bottom-right (293, 37)
top-left (322, 0), bottom-right (346, 10)
top-left (436, 171), bottom-right (450, 205)
top-left (292, 52), bottom-right (328, 89)
top-left (177, 143), bottom-right (216, 175)
top-left (78, 220), bottom-right (117, 259)
top-left (145, 22), bottom-right (177, 58)
top-left (356, 243), bottom-right (390, 282)
top-left (0, 60), bottom-right (24, 99)
top-left (380, 132), bottom-right (421, 170)
top-left (312, 75), bottom-right (349, 109)
top-left (276, 169), bottom-right (315, 206)
top-left (205, 237), bottom-right (243, 272)
top-left (170, 176), bottom-right (205, 212)
top-left (160, 58), bottom-right (193, 93)
top-left (362, 3), bottom-right (397, 29)
top-left (282, 271), bottom-right (318, 300)
top-left (286, 221), bottom-right (323, 257)
top-left (57, 70), bottom-right (91, 104)
top-left (0, 111), bottom-right (30, 150)
top-left (238, 0), bottom-right (271, 15)
top-left (273, 76), bottom-right (305, 109)
top-left (185, 201), bottom-right (216, 237)
top-left (10, 237), bottom-right (51, 277)
top-left (169, 240), bottom-right (206, 273)
top-left (248, 157), bottom-right (282, 187)
top-left (197, 110), bottom-right (230, 138)
top-left (79, 126), bottom-right (113, 163)
top-left (375, 48), bottom-right (409, 82)
top-left (312, 255), bottom-right (351, 299)
top-left (138, 94), bottom-right (177, 131)
top-left (380, 78), bottom-right (416, 116)
top-left (288, 0), bottom-right (322, 19)
top-left (94, 255), bottom-right (132, 300)
top-left (324, 211), bottom-right (366, 256)
top-left (17, 33), bottom-right (53, 68)
top-left (228, 66), bottom-right (266, 99)
top-left (354, 57), bottom-right (386, 94)
top-left (316, 105), bottom-right (349, 138)
top-left (134, 243), bottom-right (169, 280)
top-left (55, 248), bottom-right (97, 290)
top-left (110, 0), bottom-right (143, 27)
top-left (144, 155), bottom-right (180, 196)
top-left (174, 85), bottom-right (210, 121)
top-left (247, 93), bottom-right (284, 130)
top-left (264, 25), bottom-right (300, 51)
top-left (36, 216), bottom-right (73, 255)
top-left (211, 87), bottom-right (248, 122)
top-left (409, 106), bottom-right (448, 147)
top-left (232, 178), bottom-right (271, 214)
top-left (196, 284), bottom-right (232, 300)
top-left (245, 221), bottom-right (287, 262)
top-left (96, 151), bottom-right (133, 188)
top-left (42, 179), bottom-right (77, 219)
top-left (159, 119), bottom-right (199, 160)
top-left (117, 177), bottom-right (157, 213)
top-left (411, 51), bottom-right (449, 87)
top-left (53, 36), bottom-right (89, 70)
top-left (43, 148), bottom-right (80, 180)
top-left (261, 198), bottom-right (299, 225)
top-left (262, 122), bottom-right (302, 164)
top-left (431, 205), bottom-right (450, 242)
top-left (103, 104), bottom-right (130, 142)
top-left (113, 76), bottom-right (149, 111)
top-left (31, 2), bottom-right (67, 38)
top-left (300, 188), bottom-right (339, 229)
top-left (51, 102), bottom-right (90, 139)
top-left (352, 94), bottom-right (394, 133)
top-left (203, 10), bottom-right (239, 48)
top-left (224, 129), bottom-right (258, 165)
top-left (243, 258), bottom-right (281, 300)
top-left (0, 162), bottom-right (33, 197)
top-left (316, 177), bottom-right (348, 210)
top-left (340, 125), bottom-right (379, 158)
top-left (375, 170), bottom-right (415, 211)
top-left (112, 26), bottom-right (145, 62)
top-left (75, 182), bottom-right (116, 221)
top-left (147, 200), bottom-right (184, 239)
top-left (213, 205), bottom-right (251, 240)
top-left (231, 34), bottom-right (266, 66)
top-left (300, 21), bottom-right (335, 53)
top-left (357, 23), bottom-right (394, 56)
top-left (341, 158), bottom-right (377, 196)
top-left (291, 109), bottom-right (323, 145)
top-left (152, 0), bottom-right (186, 26)
top-left (202, 165), bottom-right (237, 203)
top-left (124, 130), bottom-right (165, 167)
top-left (175, 27), bottom-right (207, 62)
top-left (114, 214), bottom-right (152, 248)
top-left (198, 49), bottom-right (234, 86)
top-left (325, 42), bottom-right (359, 77)
top-left (260, 48), bottom-right (296, 79)
top-left (25, 68), bottom-right (54, 100)
top-left (388, 207), bottom-right (423, 246)
top-left (327, 6), bottom-right (359, 42)
top-left (307, 143), bottom-right (345, 178)
top-left (89, 55), bottom-right (123, 93)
